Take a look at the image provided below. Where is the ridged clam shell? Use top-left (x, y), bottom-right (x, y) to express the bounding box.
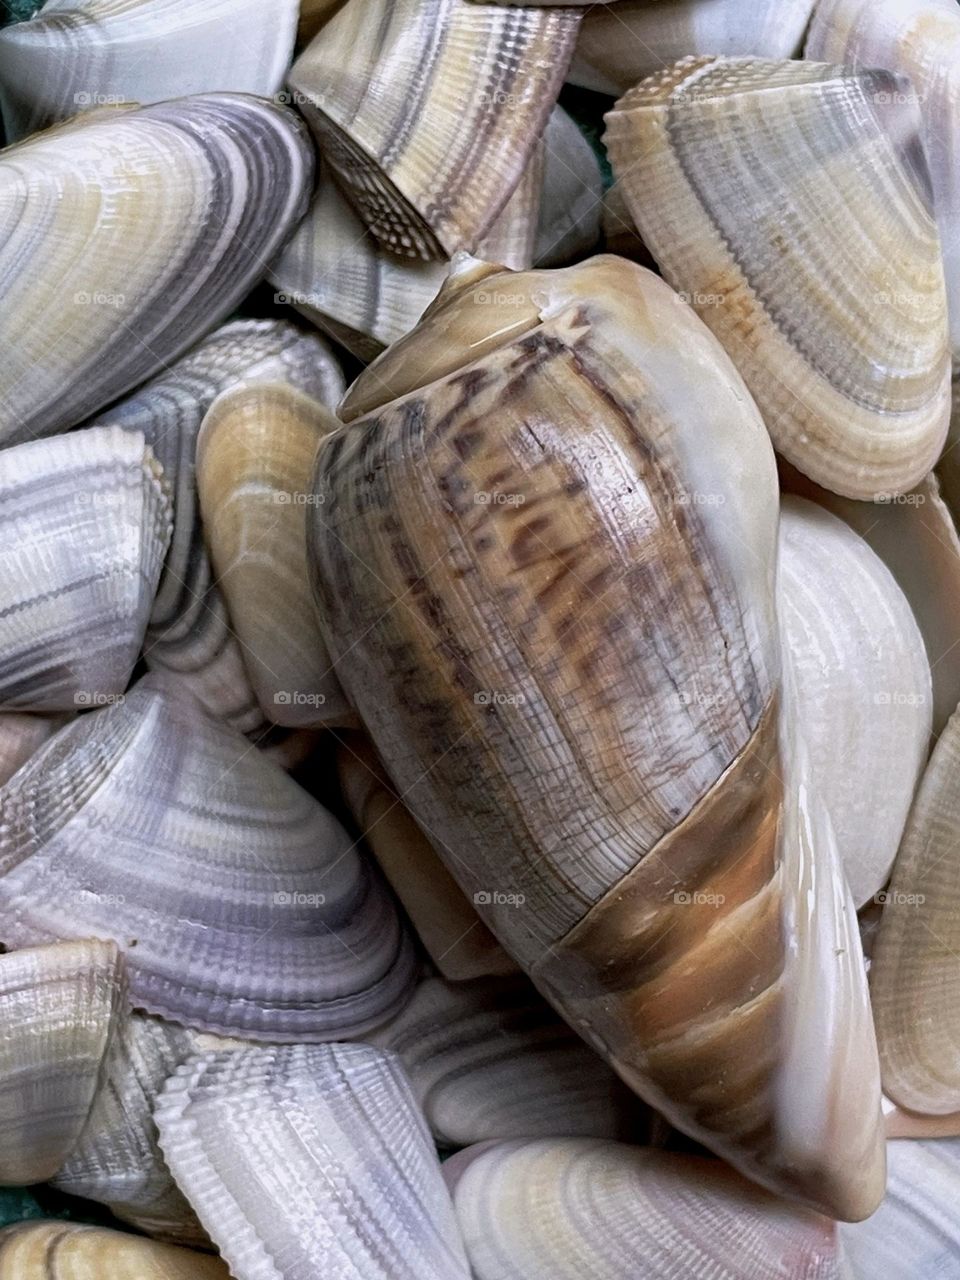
top-left (446, 1139), bottom-right (842, 1279)
top-left (287, 0), bottom-right (579, 259)
top-left (310, 256), bottom-right (884, 1219)
top-left (92, 319), bottom-right (344, 733)
top-left (0, 714), bottom-right (69, 787)
top-left (782, 466), bottom-right (960, 737)
top-left (605, 57), bottom-right (951, 500)
top-left (0, 673), bottom-right (416, 1040)
top-left (570, 0), bottom-right (817, 95)
top-left (196, 381), bottom-right (351, 728)
top-left (337, 733), bottom-right (516, 980)
top-left (155, 1044), bottom-right (472, 1280)
top-left (0, 939), bottom-right (125, 1184)
top-left (271, 173), bottom-right (449, 362)
top-left (0, 426), bottom-right (171, 713)
top-left (778, 496), bottom-right (931, 906)
top-left (0, 1222), bottom-right (229, 1278)
top-left (52, 1013), bottom-right (209, 1245)
top-left (0, 93), bottom-right (312, 446)
top-left (807, 0), bottom-right (960, 358)
top-left (871, 703), bottom-right (960, 1112)
top-left (368, 974), bottom-right (646, 1145)
top-left (840, 1139), bottom-right (960, 1278)
top-left (0, 0), bottom-right (299, 142)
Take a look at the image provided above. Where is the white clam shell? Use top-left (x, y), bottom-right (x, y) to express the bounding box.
top-left (0, 94), bottom-right (313, 445)
top-left (605, 57), bottom-right (951, 499)
top-left (806, 0), bottom-right (960, 358)
top-left (871, 703), bottom-right (960, 1112)
top-left (571, 0), bottom-right (817, 95)
top-left (778, 496), bottom-right (931, 906)
top-left (446, 1138), bottom-right (842, 1279)
top-left (155, 1043), bottom-right (471, 1280)
top-left (287, 0), bottom-right (579, 259)
top-left (367, 974), bottom-right (647, 1146)
top-left (0, 938), bottom-right (125, 1185)
top-left (0, 0), bottom-right (299, 142)
top-left (0, 426), bottom-right (171, 713)
top-left (0, 673), bottom-right (417, 1040)
top-left (840, 1138), bottom-right (960, 1278)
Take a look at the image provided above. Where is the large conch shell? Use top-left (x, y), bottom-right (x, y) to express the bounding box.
top-left (446, 1139), bottom-right (842, 1279)
top-left (870, 703), bottom-right (960, 1112)
top-left (840, 1138), bottom-right (960, 1279)
top-left (0, 674), bottom-right (416, 1040)
top-left (92, 319), bottom-right (344, 733)
top-left (0, 93), bottom-right (312, 447)
top-left (287, 0), bottom-right (579, 259)
top-left (196, 381), bottom-right (352, 728)
top-left (604, 57), bottom-right (950, 500)
top-left (309, 255), bottom-right (884, 1219)
top-left (570, 0), bottom-right (817, 95)
top-left (337, 732), bottom-right (516, 980)
top-left (778, 496), bottom-right (931, 906)
top-left (52, 1013), bottom-right (210, 1245)
top-left (0, 0), bottom-right (299, 142)
top-left (155, 1044), bottom-right (471, 1280)
top-left (0, 939), bottom-right (125, 1185)
top-left (806, 0), bottom-right (960, 358)
top-left (0, 426), bottom-right (171, 713)
top-left (0, 1222), bottom-right (229, 1279)
top-left (368, 974), bottom-right (645, 1146)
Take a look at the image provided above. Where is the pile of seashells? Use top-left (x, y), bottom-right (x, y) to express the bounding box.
top-left (2, 0), bottom-right (960, 1276)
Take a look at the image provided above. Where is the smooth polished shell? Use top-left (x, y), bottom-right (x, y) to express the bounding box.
top-left (93, 318), bottom-right (344, 733)
top-left (807, 0), bottom-right (960, 358)
top-left (778, 496), bottom-right (931, 906)
top-left (605, 57), bottom-right (950, 499)
top-left (447, 1139), bottom-right (842, 1279)
top-left (196, 381), bottom-right (352, 728)
top-left (571, 0), bottom-right (817, 95)
top-left (0, 426), bottom-right (171, 713)
top-left (287, 0), bottom-right (579, 258)
top-left (156, 1044), bottom-right (471, 1280)
top-left (310, 255), bottom-right (884, 1219)
top-left (0, 939), bottom-right (125, 1185)
top-left (0, 1222), bottom-right (229, 1279)
top-left (368, 974), bottom-right (646, 1146)
top-left (337, 733), bottom-right (516, 980)
top-left (871, 704), bottom-right (960, 1112)
top-left (0, 674), bottom-right (416, 1040)
top-left (0, 93), bottom-right (312, 446)
top-left (0, 0), bottom-right (299, 141)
